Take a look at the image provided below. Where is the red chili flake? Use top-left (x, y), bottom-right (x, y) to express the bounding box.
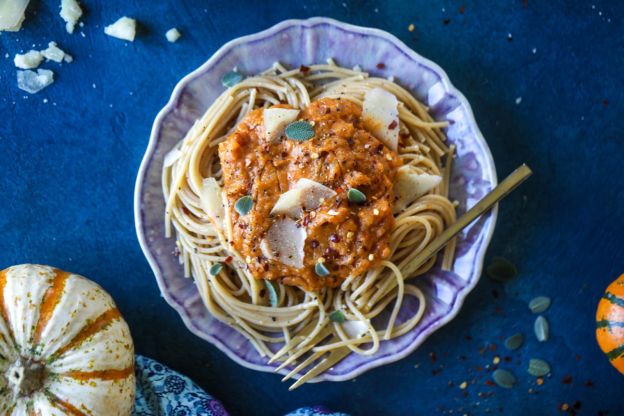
top-left (310, 239), bottom-right (320, 249)
top-left (443, 18), bottom-right (451, 25)
top-left (299, 64), bottom-right (310, 73)
top-left (281, 151), bottom-right (288, 158)
top-left (225, 256), bottom-right (233, 264)
top-left (476, 366), bottom-right (483, 372)
top-left (259, 289), bottom-right (266, 297)
top-left (182, 207), bottom-right (192, 216)
top-left (302, 215), bottom-right (310, 227)
top-left (376, 62), bottom-right (386, 69)
top-left (459, 5), bottom-right (465, 14)
top-left (263, 263), bottom-right (269, 271)
top-left (329, 234), bottom-right (341, 243)
top-left (575, 354), bottom-right (581, 361)
top-left (485, 380), bottom-right (495, 386)
top-left (429, 352), bottom-right (437, 362)
top-left (489, 343), bottom-right (498, 352)
top-left (562, 375), bottom-right (573, 384)
top-left (536, 377), bottom-right (544, 386)
top-left (584, 379), bottom-right (594, 387)
top-left (603, 99), bottom-right (609, 107)
top-left (388, 120), bottom-right (398, 130)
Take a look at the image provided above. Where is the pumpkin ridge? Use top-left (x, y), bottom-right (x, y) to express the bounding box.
top-left (603, 292), bottom-right (624, 308)
top-left (31, 269), bottom-right (71, 346)
top-left (0, 268), bottom-right (16, 346)
top-left (60, 365), bottom-right (134, 381)
top-left (605, 344), bottom-right (624, 361)
top-left (49, 308), bottom-right (121, 362)
top-left (45, 389), bottom-right (89, 416)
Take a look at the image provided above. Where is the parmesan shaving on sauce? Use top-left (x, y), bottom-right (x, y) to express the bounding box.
top-left (260, 218), bottom-right (306, 269)
top-left (393, 165), bottom-right (442, 213)
top-left (270, 178), bottom-right (336, 218)
top-left (104, 17), bottom-right (137, 41)
top-left (263, 108), bottom-right (300, 141)
top-left (362, 87), bottom-right (400, 151)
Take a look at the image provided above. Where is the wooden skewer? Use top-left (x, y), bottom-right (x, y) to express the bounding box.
top-left (403, 164), bottom-right (532, 277)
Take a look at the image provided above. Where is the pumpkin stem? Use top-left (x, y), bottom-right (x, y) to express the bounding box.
top-left (6, 358), bottom-right (46, 398)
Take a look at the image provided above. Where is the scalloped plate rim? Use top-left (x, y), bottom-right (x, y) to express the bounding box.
top-left (134, 17), bottom-right (498, 383)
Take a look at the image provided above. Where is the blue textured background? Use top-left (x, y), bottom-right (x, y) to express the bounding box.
top-left (1, 1), bottom-right (623, 415)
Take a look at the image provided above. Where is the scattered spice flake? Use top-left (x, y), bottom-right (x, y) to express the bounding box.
top-left (536, 377), bottom-right (544, 386)
top-left (299, 64), bottom-right (310, 73)
top-left (429, 352), bottom-right (437, 362)
top-left (559, 403), bottom-right (569, 412)
top-left (459, 5), bottom-right (465, 14)
top-left (408, 23), bottom-right (415, 32)
top-left (484, 380), bottom-right (495, 386)
top-left (562, 374), bottom-right (572, 384)
top-left (443, 18), bottom-right (451, 25)
top-left (603, 99), bottom-right (609, 107)
top-left (489, 343), bottom-right (498, 352)
top-left (376, 62), bottom-right (385, 69)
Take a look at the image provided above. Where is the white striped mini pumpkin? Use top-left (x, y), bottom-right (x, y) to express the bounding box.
top-left (0, 264), bottom-right (135, 415)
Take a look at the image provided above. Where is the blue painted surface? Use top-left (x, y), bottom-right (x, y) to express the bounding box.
top-left (1, 1), bottom-right (623, 415)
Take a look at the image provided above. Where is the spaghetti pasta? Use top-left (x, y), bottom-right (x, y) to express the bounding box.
top-left (162, 62), bottom-right (456, 375)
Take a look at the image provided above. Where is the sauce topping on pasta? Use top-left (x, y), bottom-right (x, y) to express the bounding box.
top-left (218, 97), bottom-right (402, 290)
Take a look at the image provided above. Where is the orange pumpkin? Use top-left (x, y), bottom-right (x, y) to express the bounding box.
top-left (596, 273), bottom-right (624, 375)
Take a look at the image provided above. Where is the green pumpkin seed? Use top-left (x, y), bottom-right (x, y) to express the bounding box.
top-left (528, 358), bottom-right (551, 377)
top-left (234, 195), bottom-right (253, 215)
top-left (347, 188), bottom-right (367, 204)
top-left (315, 261), bottom-right (330, 277)
top-left (486, 256), bottom-right (517, 282)
top-left (504, 333), bottom-right (524, 350)
top-left (534, 315), bottom-right (549, 342)
top-left (285, 121), bottom-right (314, 141)
top-left (265, 280), bottom-right (278, 307)
top-left (329, 310), bottom-right (346, 323)
top-left (529, 296), bottom-right (551, 314)
top-left (221, 71), bottom-right (243, 88)
top-left (209, 263), bottom-right (223, 276)
top-left (492, 369), bottom-right (516, 389)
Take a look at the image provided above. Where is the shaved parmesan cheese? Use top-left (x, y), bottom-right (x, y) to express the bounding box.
top-left (17, 69), bottom-right (54, 94)
top-left (270, 178), bottom-right (336, 218)
top-left (41, 42), bottom-right (69, 63)
top-left (60, 0), bottom-right (82, 34)
top-left (261, 218), bottom-right (306, 268)
top-left (263, 108), bottom-right (300, 141)
top-left (362, 87), bottom-right (399, 151)
top-left (341, 320), bottom-right (368, 338)
top-left (166, 28), bottom-right (181, 42)
top-left (14, 50), bottom-right (43, 69)
top-left (200, 178), bottom-right (225, 228)
top-left (270, 188), bottom-right (305, 217)
top-left (0, 0), bottom-right (29, 32)
top-left (163, 146), bottom-right (182, 167)
top-left (104, 17), bottom-right (137, 41)
top-left (393, 166), bottom-right (442, 213)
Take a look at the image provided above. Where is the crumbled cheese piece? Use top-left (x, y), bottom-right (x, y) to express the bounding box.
top-left (368, 254), bottom-right (374, 261)
top-left (0, 0), bottom-right (30, 32)
top-left (166, 28), bottom-right (181, 42)
top-left (41, 42), bottom-right (69, 63)
top-left (17, 69), bottom-right (54, 94)
top-left (373, 209), bottom-right (379, 216)
top-left (104, 17), bottom-right (137, 41)
top-left (60, 0), bottom-right (82, 33)
top-left (14, 50), bottom-right (43, 69)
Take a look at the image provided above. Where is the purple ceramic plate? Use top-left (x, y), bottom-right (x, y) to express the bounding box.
top-left (134, 17), bottom-right (497, 383)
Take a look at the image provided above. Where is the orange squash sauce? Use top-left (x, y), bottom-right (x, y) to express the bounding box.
top-left (218, 98), bottom-right (401, 291)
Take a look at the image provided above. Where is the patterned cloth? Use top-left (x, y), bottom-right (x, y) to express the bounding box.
top-left (133, 355), bottom-right (349, 416)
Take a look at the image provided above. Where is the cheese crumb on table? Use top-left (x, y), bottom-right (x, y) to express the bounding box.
top-left (60, 0), bottom-right (83, 33)
top-left (41, 41), bottom-right (72, 63)
top-left (17, 69), bottom-right (54, 94)
top-left (14, 50), bottom-right (43, 69)
top-left (104, 17), bottom-right (137, 41)
top-left (0, 0), bottom-right (30, 32)
top-left (166, 28), bottom-right (181, 42)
